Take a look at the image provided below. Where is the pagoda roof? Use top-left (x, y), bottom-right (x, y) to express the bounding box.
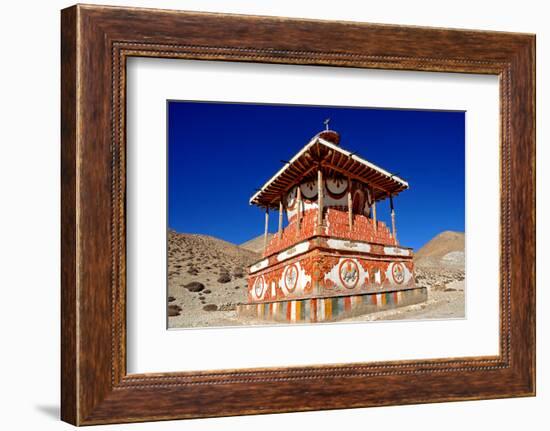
top-left (250, 132), bottom-right (409, 208)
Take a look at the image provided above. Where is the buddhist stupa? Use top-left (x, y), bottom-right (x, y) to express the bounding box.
top-left (239, 123), bottom-right (427, 323)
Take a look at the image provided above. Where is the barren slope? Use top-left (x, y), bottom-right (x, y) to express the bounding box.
top-left (167, 231), bottom-right (260, 328)
top-left (239, 233), bottom-right (274, 254)
top-left (415, 230), bottom-right (465, 268)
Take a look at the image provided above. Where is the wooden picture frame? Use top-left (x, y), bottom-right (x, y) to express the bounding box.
top-left (61, 4), bottom-right (535, 425)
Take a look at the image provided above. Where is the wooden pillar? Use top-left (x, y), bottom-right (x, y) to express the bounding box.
top-left (263, 207), bottom-right (269, 254)
top-left (347, 177), bottom-right (353, 230)
top-left (371, 187), bottom-right (377, 231)
top-left (278, 199), bottom-right (284, 239)
top-left (317, 168), bottom-right (324, 228)
top-left (390, 194), bottom-right (397, 243)
top-left (296, 186), bottom-right (302, 233)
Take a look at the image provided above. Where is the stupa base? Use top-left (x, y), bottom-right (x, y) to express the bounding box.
top-left (237, 286), bottom-right (427, 324)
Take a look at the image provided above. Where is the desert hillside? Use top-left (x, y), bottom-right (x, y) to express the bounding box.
top-left (239, 233), bottom-right (274, 254)
top-left (167, 231), bottom-right (260, 328)
top-left (415, 230), bottom-right (465, 268)
top-left (413, 231), bottom-right (465, 306)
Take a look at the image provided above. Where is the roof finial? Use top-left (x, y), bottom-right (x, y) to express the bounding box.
top-left (324, 118), bottom-right (330, 131)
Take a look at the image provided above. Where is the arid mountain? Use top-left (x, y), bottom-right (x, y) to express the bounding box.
top-left (414, 231), bottom-right (465, 268)
top-left (167, 231), bottom-right (260, 328)
top-left (413, 231), bottom-right (465, 302)
top-left (239, 233), bottom-right (274, 254)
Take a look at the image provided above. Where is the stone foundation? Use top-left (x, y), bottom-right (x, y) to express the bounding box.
top-left (237, 286), bottom-right (427, 323)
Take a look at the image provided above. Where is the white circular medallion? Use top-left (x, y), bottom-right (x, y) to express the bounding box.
top-left (254, 276), bottom-right (265, 298)
top-left (392, 263), bottom-right (405, 284)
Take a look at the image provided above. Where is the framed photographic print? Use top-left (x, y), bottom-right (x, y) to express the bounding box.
top-left (163, 101), bottom-right (463, 330)
top-left (61, 4), bottom-right (535, 425)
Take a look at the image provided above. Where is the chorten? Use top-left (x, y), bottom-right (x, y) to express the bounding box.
top-left (239, 123), bottom-right (427, 323)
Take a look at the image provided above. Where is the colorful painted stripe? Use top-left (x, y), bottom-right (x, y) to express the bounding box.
top-left (241, 287), bottom-right (427, 324)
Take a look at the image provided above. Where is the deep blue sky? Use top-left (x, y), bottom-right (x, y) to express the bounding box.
top-left (168, 101), bottom-right (465, 250)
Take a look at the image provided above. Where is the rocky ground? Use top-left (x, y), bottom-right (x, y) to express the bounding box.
top-left (167, 231), bottom-right (259, 328)
top-left (342, 266), bottom-right (465, 323)
top-left (167, 230), bottom-right (466, 328)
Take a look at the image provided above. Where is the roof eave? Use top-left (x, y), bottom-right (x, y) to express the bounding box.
top-left (249, 137), bottom-right (409, 206)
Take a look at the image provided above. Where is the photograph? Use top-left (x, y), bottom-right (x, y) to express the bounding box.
top-left (167, 101), bottom-right (466, 328)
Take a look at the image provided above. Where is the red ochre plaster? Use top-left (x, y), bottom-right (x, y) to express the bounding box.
top-left (245, 207), bottom-right (419, 321)
top-left (248, 248), bottom-right (415, 304)
top-left (264, 208), bottom-right (396, 257)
